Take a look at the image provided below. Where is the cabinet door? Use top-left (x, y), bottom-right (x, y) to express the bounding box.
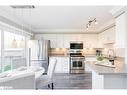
top-left (64, 39), bottom-right (69, 48)
top-left (61, 57), bottom-right (69, 73)
top-left (103, 27), bottom-right (115, 44)
top-left (64, 35), bottom-right (71, 48)
top-left (56, 35), bottom-right (64, 48)
top-left (50, 57), bottom-right (61, 73)
top-left (85, 63), bottom-right (92, 72)
top-left (50, 57), bottom-right (69, 73)
top-left (83, 34), bottom-right (98, 48)
top-left (49, 35), bottom-right (57, 48)
top-left (115, 13), bottom-right (126, 48)
top-left (54, 57), bottom-right (62, 73)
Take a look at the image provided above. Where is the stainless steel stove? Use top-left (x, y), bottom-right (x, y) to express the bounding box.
top-left (70, 53), bottom-right (85, 74)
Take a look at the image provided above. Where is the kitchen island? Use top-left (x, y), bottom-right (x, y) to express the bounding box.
top-left (85, 60), bottom-right (127, 89)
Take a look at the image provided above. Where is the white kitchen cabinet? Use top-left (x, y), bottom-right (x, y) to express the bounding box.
top-left (49, 34), bottom-right (63, 48)
top-left (85, 63), bottom-right (92, 72)
top-left (115, 13), bottom-right (126, 48)
top-left (34, 34), bottom-right (57, 48)
top-left (34, 34), bottom-right (98, 48)
top-left (52, 57), bottom-right (62, 73)
top-left (83, 34), bottom-right (98, 48)
top-left (85, 56), bottom-right (97, 72)
top-left (61, 57), bottom-right (70, 73)
top-left (63, 35), bottom-right (71, 48)
top-left (103, 27), bottom-right (115, 44)
top-left (49, 56), bottom-right (69, 73)
top-left (107, 27), bottom-right (115, 43)
top-left (98, 26), bottom-right (115, 48)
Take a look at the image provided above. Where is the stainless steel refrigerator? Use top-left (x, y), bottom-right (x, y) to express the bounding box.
top-left (29, 40), bottom-right (50, 73)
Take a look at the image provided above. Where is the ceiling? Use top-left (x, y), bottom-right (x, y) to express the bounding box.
top-left (0, 6), bottom-right (115, 33)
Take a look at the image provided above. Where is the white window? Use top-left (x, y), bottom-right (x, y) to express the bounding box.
top-left (4, 31), bottom-right (25, 50)
top-left (2, 31), bottom-right (26, 72)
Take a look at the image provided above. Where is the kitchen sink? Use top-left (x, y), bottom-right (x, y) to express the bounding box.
top-left (95, 60), bottom-right (116, 68)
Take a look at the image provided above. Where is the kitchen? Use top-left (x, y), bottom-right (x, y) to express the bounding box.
top-left (0, 5), bottom-right (127, 89)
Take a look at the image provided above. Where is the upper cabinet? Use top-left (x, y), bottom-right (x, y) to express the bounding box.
top-left (34, 34), bottom-right (98, 48)
top-left (104, 27), bottom-right (115, 44)
top-left (110, 6), bottom-right (127, 48)
top-left (115, 13), bottom-right (126, 48)
top-left (83, 34), bottom-right (98, 48)
top-left (98, 26), bottom-right (115, 48)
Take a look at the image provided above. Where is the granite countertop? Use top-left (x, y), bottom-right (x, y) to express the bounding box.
top-left (49, 54), bottom-right (69, 57)
top-left (49, 54), bottom-right (96, 57)
top-left (83, 54), bottom-right (96, 57)
top-left (85, 60), bottom-right (127, 75)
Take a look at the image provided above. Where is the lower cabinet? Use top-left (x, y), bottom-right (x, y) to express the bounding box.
top-left (85, 56), bottom-right (97, 72)
top-left (49, 56), bottom-right (70, 73)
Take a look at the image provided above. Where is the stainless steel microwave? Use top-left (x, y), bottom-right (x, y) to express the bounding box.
top-left (70, 42), bottom-right (83, 49)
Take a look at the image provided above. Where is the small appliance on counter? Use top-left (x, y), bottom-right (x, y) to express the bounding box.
top-left (96, 50), bottom-right (102, 56)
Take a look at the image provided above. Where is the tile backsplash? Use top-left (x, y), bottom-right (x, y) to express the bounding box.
top-left (49, 48), bottom-right (125, 58)
top-left (102, 48), bottom-right (125, 58)
top-left (49, 48), bottom-right (97, 55)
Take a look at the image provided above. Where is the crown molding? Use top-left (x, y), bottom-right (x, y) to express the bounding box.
top-left (0, 7), bottom-right (34, 34)
top-left (0, 6), bottom-right (116, 35)
top-left (33, 20), bottom-right (115, 34)
top-left (98, 20), bottom-right (115, 33)
top-left (110, 6), bottom-right (127, 18)
top-left (32, 29), bottom-right (101, 34)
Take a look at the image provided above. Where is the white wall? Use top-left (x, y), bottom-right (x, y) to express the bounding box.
top-left (115, 48), bottom-right (125, 57)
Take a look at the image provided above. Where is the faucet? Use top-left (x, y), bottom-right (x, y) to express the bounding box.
top-left (107, 49), bottom-right (115, 58)
top-left (107, 49), bottom-right (116, 65)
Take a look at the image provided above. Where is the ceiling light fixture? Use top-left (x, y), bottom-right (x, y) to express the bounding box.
top-left (11, 5), bottom-right (35, 9)
top-left (20, 8), bottom-right (25, 48)
top-left (86, 18), bottom-right (98, 31)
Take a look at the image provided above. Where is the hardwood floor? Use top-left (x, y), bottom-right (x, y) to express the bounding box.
top-left (41, 72), bottom-right (92, 89)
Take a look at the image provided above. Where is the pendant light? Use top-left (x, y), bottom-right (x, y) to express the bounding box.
top-left (19, 8), bottom-right (25, 48)
top-left (27, 8), bottom-right (33, 67)
top-left (11, 37), bottom-right (17, 48)
top-left (27, 7), bottom-right (34, 48)
top-left (11, 8), bottom-right (17, 48)
top-left (86, 18), bottom-right (98, 31)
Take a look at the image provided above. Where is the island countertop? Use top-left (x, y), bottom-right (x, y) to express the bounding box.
top-left (85, 60), bottom-right (127, 75)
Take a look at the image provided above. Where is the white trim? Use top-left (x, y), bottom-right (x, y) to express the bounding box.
top-left (99, 23), bottom-right (115, 33)
top-left (110, 6), bottom-right (127, 18)
top-left (0, 7), bottom-right (34, 34)
top-left (0, 21), bottom-right (33, 37)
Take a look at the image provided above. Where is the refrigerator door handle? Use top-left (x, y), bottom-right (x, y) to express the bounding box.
top-left (37, 40), bottom-right (40, 60)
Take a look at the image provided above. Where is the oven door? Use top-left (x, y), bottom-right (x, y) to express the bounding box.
top-left (71, 59), bottom-right (84, 70)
